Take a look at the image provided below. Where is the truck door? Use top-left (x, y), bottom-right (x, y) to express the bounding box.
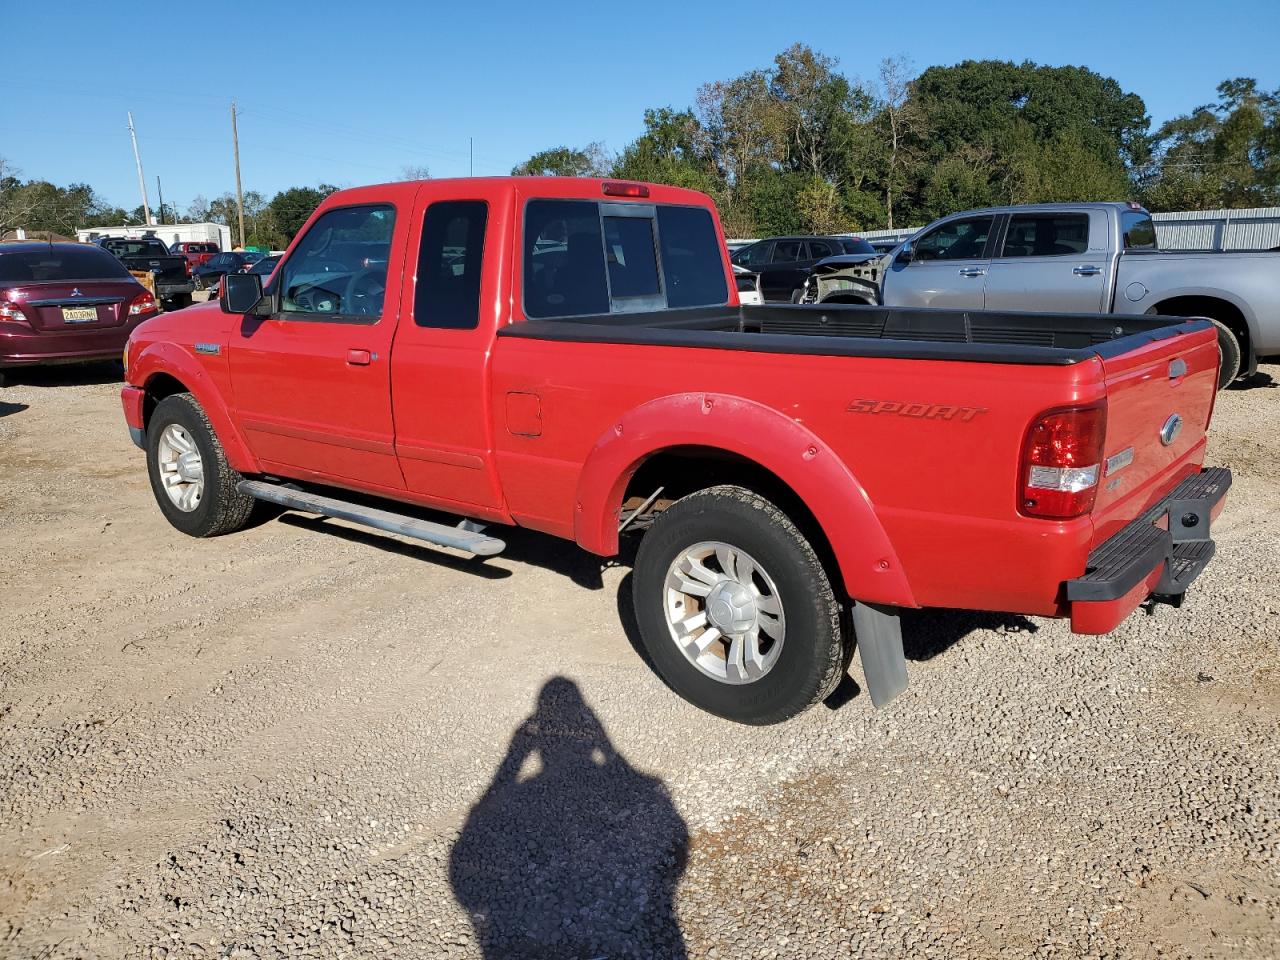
top-left (883, 215), bottom-right (995, 309)
top-left (388, 185), bottom-right (508, 515)
top-left (984, 210), bottom-right (1111, 313)
top-left (227, 202), bottom-right (405, 490)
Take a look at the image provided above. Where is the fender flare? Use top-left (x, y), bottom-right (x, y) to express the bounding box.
top-left (134, 342), bottom-right (259, 474)
top-left (573, 392), bottom-right (917, 608)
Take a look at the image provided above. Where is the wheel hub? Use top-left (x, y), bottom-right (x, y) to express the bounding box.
top-left (705, 580), bottom-right (758, 635)
top-left (662, 540), bottom-right (786, 685)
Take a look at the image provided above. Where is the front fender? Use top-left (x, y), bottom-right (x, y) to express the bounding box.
top-left (133, 341), bottom-right (259, 474)
top-left (573, 392), bottom-right (917, 608)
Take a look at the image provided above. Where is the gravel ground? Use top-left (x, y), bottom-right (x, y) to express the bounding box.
top-left (0, 361), bottom-right (1277, 959)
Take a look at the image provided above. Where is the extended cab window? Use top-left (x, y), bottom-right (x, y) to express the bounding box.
top-left (1000, 214), bottom-right (1089, 257)
top-left (278, 204), bottom-right (395, 320)
top-left (415, 200), bottom-right (487, 329)
top-left (913, 217), bottom-right (994, 262)
top-left (1121, 211), bottom-right (1157, 250)
top-left (523, 199), bottom-right (728, 319)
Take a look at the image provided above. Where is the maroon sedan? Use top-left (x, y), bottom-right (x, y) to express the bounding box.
top-left (0, 242), bottom-right (159, 386)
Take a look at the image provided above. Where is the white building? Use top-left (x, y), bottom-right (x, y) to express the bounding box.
top-left (75, 221), bottom-right (234, 250)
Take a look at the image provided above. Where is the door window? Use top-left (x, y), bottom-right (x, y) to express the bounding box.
top-left (912, 217), bottom-right (995, 261)
top-left (732, 241), bottom-right (773, 268)
top-left (807, 239), bottom-right (837, 259)
top-left (415, 201), bottom-right (487, 329)
top-left (771, 240), bottom-right (804, 263)
top-left (278, 204), bottom-right (396, 320)
top-left (1000, 214), bottom-right (1089, 257)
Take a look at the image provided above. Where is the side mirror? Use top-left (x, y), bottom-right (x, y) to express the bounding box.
top-left (221, 272), bottom-right (266, 315)
top-left (895, 246), bottom-right (914, 266)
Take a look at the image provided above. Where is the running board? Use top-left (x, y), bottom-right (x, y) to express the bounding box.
top-left (237, 480), bottom-right (506, 556)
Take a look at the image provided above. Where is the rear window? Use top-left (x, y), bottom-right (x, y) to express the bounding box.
top-left (1000, 214), bottom-right (1090, 257)
top-left (658, 206), bottom-right (727, 308)
top-left (0, 247), bottom-right (131, 282)
top-left (102, 239), bottom-right (170, 257)
top-left (1121, 211), bottom-right (1157, 250)
top-left (523, 199), bottom-right (727, 319)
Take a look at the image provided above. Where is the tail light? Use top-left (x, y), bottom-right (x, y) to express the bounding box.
top-left (1019, 404), bottom-right (1107, 519)
top-left (129, 291), bottom-right (158, 316)
top-left (184, 260), bottom-right (192, 276)
top-left (0, 301), bottom-right (28, 324)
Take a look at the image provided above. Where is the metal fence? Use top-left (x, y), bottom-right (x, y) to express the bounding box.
top-left (734, 207), bottom-right (1280, 251)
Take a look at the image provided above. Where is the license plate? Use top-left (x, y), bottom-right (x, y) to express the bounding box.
top-left (61, 306), bottom-right (97, 324)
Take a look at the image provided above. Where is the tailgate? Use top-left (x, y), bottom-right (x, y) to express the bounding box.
top-left (1090, 321), bottom-right (1219, 540)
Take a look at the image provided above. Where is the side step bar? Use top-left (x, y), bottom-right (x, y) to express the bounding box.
top-left (237, 480), bottom-right (506, 557)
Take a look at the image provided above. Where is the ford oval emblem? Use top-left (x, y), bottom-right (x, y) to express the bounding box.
top-left (1161, 414), bottom-right (1183, 446)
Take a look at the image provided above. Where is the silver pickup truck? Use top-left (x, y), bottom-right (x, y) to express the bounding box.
top-left (803, 202), bottom-right (1279, 387)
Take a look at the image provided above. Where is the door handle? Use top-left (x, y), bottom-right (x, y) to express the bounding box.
top-left (346, 349), bottom-right (372, 366)
top-left (958, 267), bottom-right (987, 278)
top-left (1073, 265), bottom-right (1102, 276)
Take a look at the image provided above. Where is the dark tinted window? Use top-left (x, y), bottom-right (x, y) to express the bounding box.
top-left (415, 200), bottom-right (487, 329)
top-left (102, 238), bottom-right (170, 257)
top-left (913, 217), bottom-right (994, 261)
top-left (0, 247), bottom-right (132, 282)
top-left (808, 239), bottom-right (837, 259)
top-left (1121, 211), bottom-right (1157, 250)
top-left (524, 199), bottom-right (608, 318)
top-left (1000, 214), bottom-right (1090, 257)
top-left (603, 216), bottom-right (660, 298)
top-left (658, 205), bottom-right (728, 308)
top-left (279, 204), bottom-right (396, 318)
top-left (772, 240), bottom-right (804, 263)
top-left (732, 241), bottom-right (772, 268)
top-left (839, 237), bottom-right (877, 255)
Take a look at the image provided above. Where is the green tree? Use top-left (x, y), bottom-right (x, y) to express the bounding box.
top-left (1144, 78), bottom-right (1280, 209)
top-left (511, 144), bottom-right (611, 177)
top-left (264, 185), bottom-right (338, 245)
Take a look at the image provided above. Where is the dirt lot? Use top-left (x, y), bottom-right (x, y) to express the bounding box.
top-left (1, 362), bottom-right (1277, 959)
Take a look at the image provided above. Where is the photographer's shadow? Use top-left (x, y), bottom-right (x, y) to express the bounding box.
top-left (449, 677), bottom-right (688, 959)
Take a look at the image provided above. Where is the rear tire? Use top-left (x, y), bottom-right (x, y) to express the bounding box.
top-left (1208, 319), bottom-right (1242, 389)
top-left (146, 393), bottom-right (255, 537)
top-left (632, 485), bottom-right (846, 724)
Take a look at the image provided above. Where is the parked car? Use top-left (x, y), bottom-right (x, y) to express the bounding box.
top-left (122, 177), bottom-right (1229, 725)
top-left (802, 202), bottom-right (1280, 388)
top-left (192, 251), bottom-right (263, 291)
top-left (169, 241), bottom-right (221, 270)
top-left (207, 256), bottom-right (280, 298)
top-left (731, 235), bottom-right (877, 302)
top-left (97, 236), bottom-right (194, 309)
top-left (732, 264), bottom-right (763, 305)
top-left (0, 242), bottom-right (158, 385)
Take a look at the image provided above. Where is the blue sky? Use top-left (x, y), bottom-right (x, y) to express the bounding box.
top-left (3, 0), bottom-right (1277, 212)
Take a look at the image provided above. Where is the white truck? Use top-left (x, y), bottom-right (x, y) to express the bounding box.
top-left (803, 202), bottom-right (1280, 388)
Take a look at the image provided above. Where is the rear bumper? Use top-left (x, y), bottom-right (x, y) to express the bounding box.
top-left (1066, 467), bottom-right (1231, 633)
top-left (157, 280), bottom-right (195, 297)
top-left (0, 314), bottom-right (153, 367)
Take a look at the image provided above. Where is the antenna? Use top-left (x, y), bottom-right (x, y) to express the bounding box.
top-left (127, 112), bottom-right (152, 224)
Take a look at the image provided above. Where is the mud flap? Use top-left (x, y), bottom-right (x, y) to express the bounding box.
top-left (852, 601), bottom-right (909, 708)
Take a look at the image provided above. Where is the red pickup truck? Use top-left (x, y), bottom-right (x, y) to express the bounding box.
top-left (120, 177), bottom-right (1231, 724)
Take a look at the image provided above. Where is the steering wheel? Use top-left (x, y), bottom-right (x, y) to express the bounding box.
top-left (345, 267), bottom-right (387, 316)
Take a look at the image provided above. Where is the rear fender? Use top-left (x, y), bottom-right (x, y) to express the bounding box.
top-left (133, 342), bottom-right (259, 474)
top-left (574, 392), bottom-right (917, 608)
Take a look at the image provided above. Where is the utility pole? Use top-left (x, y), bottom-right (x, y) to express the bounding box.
top-left (469, 137), bottom-right (474, 177)
top-left (127, 111), bottom-right (152, 225)
top-left (231, 101), bottom-right (246, 248)
top-left (156, 175), bottom-right (166, 225)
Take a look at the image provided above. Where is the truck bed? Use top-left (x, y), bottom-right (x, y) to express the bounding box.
top-left (499, 304), bottom-right (1210, 366)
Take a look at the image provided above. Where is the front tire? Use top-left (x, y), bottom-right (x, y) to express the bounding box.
top-left (632, 485), bottom-right (846, 724)
top-left (146, 393), bottom-right (255, 537)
